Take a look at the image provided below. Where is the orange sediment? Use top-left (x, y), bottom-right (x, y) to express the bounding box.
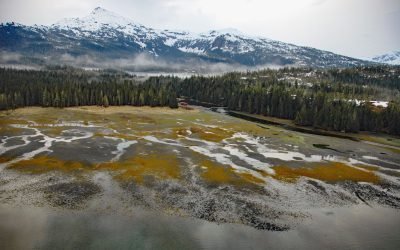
top-left (8, 156), bottom-right (88, 174)
top-left (190, 126), bottom-right (234, 142)
top-left (0, 156), bottom-right (12, 164)
top-left (200, 159), bottom-right (265, 186)
top-left (271, 162), bottom-right (380, 184)
top-left (96, 154), bottom-right (181, 184)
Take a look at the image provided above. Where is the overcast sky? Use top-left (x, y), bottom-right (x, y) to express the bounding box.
top-left (0, 0), bottom-right (399, 58)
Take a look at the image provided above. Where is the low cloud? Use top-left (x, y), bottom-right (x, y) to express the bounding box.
top-left (0, 51), bottom-right (288, 74)
top-left (54, 53), bottom-right (284, 73)
top-left (0, 51), bottom-right (22, 63)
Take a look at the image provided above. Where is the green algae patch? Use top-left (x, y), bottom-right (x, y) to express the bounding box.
top-left (200, 159), bottom-right (265, 186)
top-left (271, 162), bottom-right (380, 184)
top-left (8, 156), bottom-right (89, 174)
top-left (96, 154), bottom-right (181, 184)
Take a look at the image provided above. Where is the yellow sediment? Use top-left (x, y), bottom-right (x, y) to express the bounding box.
top-left (0, 116), bottom-right (29, 135)
top-left (0, 156), bottom-right (12, 163)
top-left (200, 160), bottom-right (235, 183)
top-left (96, 154), bottom-right (181, 184)
top-left (238, 172), bottom-right (265, 184)
top-left (200, 159), bottom-right (264, 186)
top-left (271, 162), bottom-right (380, 184)
top-left (0, 117), bottom-right (28, 126)
top-left (190, 126), bottom-right (234, 142)
top-left (173, 128), bottom-right (190, 138)
top-left (8, 156), bottom-right (88, 174)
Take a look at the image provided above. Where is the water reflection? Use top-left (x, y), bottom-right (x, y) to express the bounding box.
top-left (1, 205), bottom-right (399, 250)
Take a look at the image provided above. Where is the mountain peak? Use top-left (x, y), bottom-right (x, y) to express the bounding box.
top-left (203, 28), bottom-right (267, 43)
top-left (90, 7), bottom-right (118, 17)
top-left (212, 28), bottom-right (244, 35)
top-left (372, 50), bottom-right (400, 65)
top-left (7, 7), bottom-right (368, 68)
top-left (53, 7), bottom-right (140, 32)
top-left (92, 7), bottom-right (107, 12)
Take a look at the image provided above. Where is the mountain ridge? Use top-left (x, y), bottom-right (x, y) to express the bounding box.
top-left (371, 51), bottom-right (400, 65)
top-left (0, 7), bottom-right (375, 70)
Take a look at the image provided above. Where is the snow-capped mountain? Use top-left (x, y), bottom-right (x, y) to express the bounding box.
top-left (371, 51), bottom-right (400, 65)
top-left (0, 7), bottom-right (373, 69)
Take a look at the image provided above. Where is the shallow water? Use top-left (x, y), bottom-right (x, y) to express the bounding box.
top-left (0, 205), bottom-right (399, 250)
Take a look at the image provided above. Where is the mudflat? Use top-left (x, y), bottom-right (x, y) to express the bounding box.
top-left (1, 106), bottom-right (400, 249)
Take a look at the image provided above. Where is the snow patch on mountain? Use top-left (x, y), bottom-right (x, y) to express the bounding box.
top-left (54, 7), bottom-right (139, 32)
top-left (0, 7), bottom-right (371, 68)
top-left (371, 51), bottom-right (400, 65)
top-left (178, 47), bottom-right (205, 55)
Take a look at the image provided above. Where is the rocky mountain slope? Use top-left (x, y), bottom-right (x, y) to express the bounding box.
top-left (0, 7), bottom-right (373, 70)
top-left (372, 51), bottom-right (400, 65)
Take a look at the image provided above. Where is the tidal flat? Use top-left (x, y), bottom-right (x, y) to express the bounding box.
top-left (1, 106), bottom-right (400, 249)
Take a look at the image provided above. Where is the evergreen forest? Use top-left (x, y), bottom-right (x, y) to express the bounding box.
top-left (1, 66), bottom-right (399, 135)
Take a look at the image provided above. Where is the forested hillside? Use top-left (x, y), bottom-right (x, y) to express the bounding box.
top-left (179, 66), bottom-right (400, 134)
top-left (0, 67), bottom-right (179, 109)
top-left (1, 66), bottom-right (399, 135)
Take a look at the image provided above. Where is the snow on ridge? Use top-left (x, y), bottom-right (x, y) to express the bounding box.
top-left (164, 38), bottom-right (177, 46)
top-left (371, 51), bottom-right (400, 65)
top-left (2, 7), bottom-right (364, 65)
top-left (52, 7), bottom-right (145, 34)
top-left (202, 28), bottom-right (268, 42)
top-left (52, 7), bottom-right (203, 43)
top-left (178, 47), bottom-right (205, 55)
top-left (48, 7), bottom-right (303, 55)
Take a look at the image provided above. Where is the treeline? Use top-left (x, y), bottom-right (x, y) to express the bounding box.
top-left (0, 68), bottom-right (178, 109)
top-left (328, 66), bottom-right (400, 90)
top-left (1, 66), bottom-right (400, 135)
top-left (178, 67), bottom-right (400, 135)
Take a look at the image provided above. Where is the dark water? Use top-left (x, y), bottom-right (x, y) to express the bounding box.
top-left (1, 205), bottom-right (399, 250)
